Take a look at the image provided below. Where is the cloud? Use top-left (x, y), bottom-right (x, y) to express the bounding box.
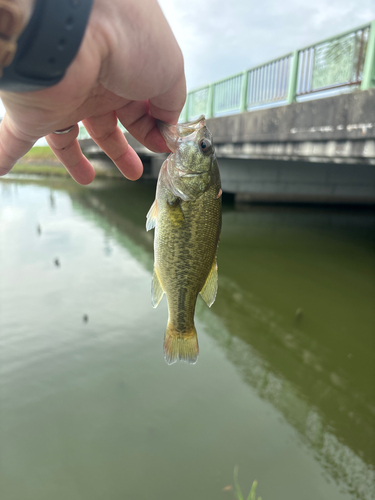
top-left (158, 0), bottom-right (375, 89)
top-left (0, 0), bottom-right (374, 117)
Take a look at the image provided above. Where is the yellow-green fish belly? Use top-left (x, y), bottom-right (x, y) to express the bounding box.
top-left (155, 186), bottom-right (221, 333)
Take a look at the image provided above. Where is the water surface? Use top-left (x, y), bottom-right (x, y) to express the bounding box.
top-left (1, 177), bottom-right (374, 500)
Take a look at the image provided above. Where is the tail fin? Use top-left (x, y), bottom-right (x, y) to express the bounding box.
top-left (163, 323), bottom-right (199, 365)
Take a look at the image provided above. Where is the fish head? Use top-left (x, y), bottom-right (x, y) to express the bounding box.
top-left (158, 116), bottom-right (217, 201)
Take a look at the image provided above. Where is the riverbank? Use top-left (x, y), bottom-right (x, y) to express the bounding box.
top-left (13, 146), bottom-right (122, 178)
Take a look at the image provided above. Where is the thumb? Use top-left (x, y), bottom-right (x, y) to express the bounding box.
top-left (148, 73), bottom-right (186, 125)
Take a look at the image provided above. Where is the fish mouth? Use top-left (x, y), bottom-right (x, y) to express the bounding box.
top-left (157, 116), bottom-right (207, 151)
top-left (176, 167), bottom-right (203, 178)
top-left (182, 172), bottom-right (203, 178)
top-left (157, 121), bottom-right (178, 152)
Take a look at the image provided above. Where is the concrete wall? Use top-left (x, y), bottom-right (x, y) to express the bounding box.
top-left (207, 89), bottom-right (375, 164)
top-left (219, 158), bottom-right (375, 204)
top-left (207, 89), bottom-right (375, 143)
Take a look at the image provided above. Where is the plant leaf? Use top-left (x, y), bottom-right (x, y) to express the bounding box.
top-left (233, 465), bottom-right (244, 500)
top-left (246, 480), bottom-right (258, 500)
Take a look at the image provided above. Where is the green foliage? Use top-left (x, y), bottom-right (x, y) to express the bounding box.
top-left (233, 466), bottom-right (261, 500)
top-left (23, 146), bottom-right (56, 160)
top-left (10, 163), bottom-right (121, 179)
top-left (11, 164), bottom-right (69, 176)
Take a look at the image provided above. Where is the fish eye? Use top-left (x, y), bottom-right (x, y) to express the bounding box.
top-left (199, 138), bottom-right (212, 154)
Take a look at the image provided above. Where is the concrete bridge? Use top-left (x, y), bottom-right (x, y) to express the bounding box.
top-left (80, 21), bottom-right (375, 204)
top-left (208, 89), bottom-right (375, 204)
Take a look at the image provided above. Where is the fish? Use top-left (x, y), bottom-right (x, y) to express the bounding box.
top-left (146, 115), bottom-right (222, 365)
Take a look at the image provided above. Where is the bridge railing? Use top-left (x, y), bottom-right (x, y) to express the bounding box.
top-left (296, 24), bottom-right (371, 97)
top-left (180, 20), bottom-right (375, 122)
top-left (247, 54), bottom-right (292, 108)
top-left (78, 122), bottom-right (127, 140)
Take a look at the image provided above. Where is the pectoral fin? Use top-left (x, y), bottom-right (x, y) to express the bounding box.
top-left (146, 200), bottom-right (158, 231)
top-left (200, 258), bottom-right (218, 307)
top-left (151, 267), bottom-right (164, 308)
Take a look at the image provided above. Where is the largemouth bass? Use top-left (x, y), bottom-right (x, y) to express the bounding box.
top-left (146, 115), bottom-right (222, 365)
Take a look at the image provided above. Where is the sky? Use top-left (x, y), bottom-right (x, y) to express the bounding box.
top-left (0, 0), bottom-right (374, 118)
top-left (158, 0), bottom-right (375, 90)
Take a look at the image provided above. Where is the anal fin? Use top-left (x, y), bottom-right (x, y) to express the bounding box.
top-left (151, 267), bottom-right (164, 308)
top-left (200, 258), bottom-right (218, 307)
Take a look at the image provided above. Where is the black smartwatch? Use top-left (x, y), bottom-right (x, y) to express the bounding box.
top-left (0, 0), bottom-right (94, 92)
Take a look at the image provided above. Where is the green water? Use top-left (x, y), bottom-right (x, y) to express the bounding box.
top-left (0, 177), bottom-right (374, 500)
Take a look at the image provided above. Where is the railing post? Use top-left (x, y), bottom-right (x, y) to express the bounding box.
top-left (240, 70), bottom-right (249, 113)
top-left (361, 20), bottom-right (375, 90)
top-left (206, 84), bottom-right (214, 118)
top-left (286, 50), bottom-right (299, 104)
top-left (78, 125), bottom-right (87, 139)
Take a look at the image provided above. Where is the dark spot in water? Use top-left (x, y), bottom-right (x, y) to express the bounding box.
top-left (54, 258), bottom-right (60, 267)
top-left (83, 314), bottom-right (88, 323)
top-left (295, 307), bottom-right (303, 323)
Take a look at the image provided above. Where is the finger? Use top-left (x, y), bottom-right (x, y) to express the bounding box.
top-left (0, 113), bottom-right (36, 175)
top-left (46, 125), bottom-right (95, 185)
top-left (149, 72), bottom-right (186, 124)
top-left (116, 101), bottom-right (170, 154)
top-left (82, 112), bottom-right (143, 181)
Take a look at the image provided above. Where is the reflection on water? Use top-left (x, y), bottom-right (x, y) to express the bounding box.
top-left (0, 177), bottom-right (374, 500)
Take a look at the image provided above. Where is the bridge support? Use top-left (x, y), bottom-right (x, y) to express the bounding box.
top-left (218, 158), bottom-right (375, 204)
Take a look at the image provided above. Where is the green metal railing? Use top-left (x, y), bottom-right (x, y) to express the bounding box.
top-left (180, 20), bottom-right (375, 122)
top-left (296, 23), bottom-right (371, 97)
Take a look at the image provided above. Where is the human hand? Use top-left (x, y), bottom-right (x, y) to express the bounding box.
top-left (0, 0), bottom-right (186, 184)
